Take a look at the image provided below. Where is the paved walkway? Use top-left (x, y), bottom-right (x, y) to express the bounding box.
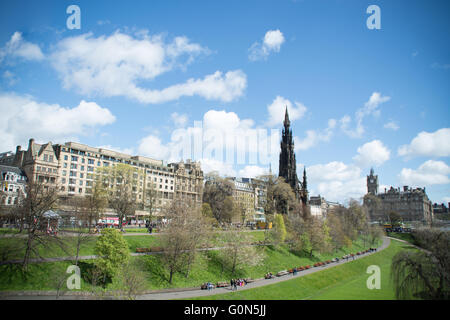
top-left (0, 237), bottom-right (391, 300)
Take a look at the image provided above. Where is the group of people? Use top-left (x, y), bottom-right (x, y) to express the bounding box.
top-left (230, 278), bottom-right (247, 290)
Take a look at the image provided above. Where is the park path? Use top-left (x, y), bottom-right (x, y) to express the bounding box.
top-left (0, 237), bottom-right (391, 300)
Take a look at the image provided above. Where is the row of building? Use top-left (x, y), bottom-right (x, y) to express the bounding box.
top-left (0, 138), bottom-right (204, 219)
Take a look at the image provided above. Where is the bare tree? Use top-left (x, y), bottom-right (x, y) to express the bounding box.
top-left (98, 164), bottom-right (137, 231)
top-left (216, 226), bottom-right (264, 276)
top-left (160, 200), bottom-right (210, 283)
top-left (12, 181), bottom-right (64, 271)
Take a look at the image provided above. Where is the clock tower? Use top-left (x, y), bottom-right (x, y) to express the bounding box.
top-left (367, 168), bottom-right (378, 195)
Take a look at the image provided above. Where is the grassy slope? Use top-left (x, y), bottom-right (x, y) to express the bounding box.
top-left (189, 239), bottom-right (414, 300)
top-left (0, 234), bottom-right (380, 292)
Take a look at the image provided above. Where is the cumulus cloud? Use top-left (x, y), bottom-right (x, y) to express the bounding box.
top-left (50, 31), bottom-right (246, 104)
top-left (307, 161), bottom-right (366, 202)
top-left (0, 31), bottom-right (44, 62)
top-left (399, 160), bottom-right (450, 186)
top-left (340, 92), bottom-right (391, 138)
top-left (353, 140), bottom-right (391, 168)
top-left (248, 29), bottom-right (285, 61)
top-left (0, 93), bottom-right (115, 151)
top-left (294, 119), bottom-right (336, 151)
top-left (266, 95), bottom-right (307, 126)
top-left (137, 109), bottom-right (279, 167)
top-left (398, 128), bottom-right (450, 158)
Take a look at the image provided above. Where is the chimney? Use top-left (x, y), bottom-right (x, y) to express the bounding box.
top-left (403, 186), bottom-right (408, 192)
top-left (16, 145), bottom-right (21, 153)
top-left (28, 138), bottom-right (35, 150)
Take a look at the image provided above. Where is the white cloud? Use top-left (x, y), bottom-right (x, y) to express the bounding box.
top-left (0, 93), bottom-right (115, 151)
top-left (238, 165), bottom-right (268, 178)
top-left (340, 92), bottom-right (391, 138)
top-left (294, 119), bottom-right (336, 151)
top-left (50, 31), bottom-right (246, 104)
top-left (353, 140), bottom-right (391, 168)
top-left (200, 158), bottom-right (236, 177)
top-left (137, 135), bottom-right (170, 160)
top-left (137, 109), bottom-right (279, 168)
top-left (398, 128), bottom-right (450, 158)
top-left (384, 120), bottom-right (399, 131)
top-left (266, 95), bottom-right (307, 126)
top-left (307, 161), bottom-right (366, 202)
top-left (0, 32), bottom-right (44, 62)
top-left (248, 29), bottom-right (285, 61)
top-left (171, 112), bottom-right (188, 127)
top-left (399, 160), bottom-right (450, 186)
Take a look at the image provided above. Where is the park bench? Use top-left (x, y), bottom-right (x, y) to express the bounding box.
top-left (216, 282), bottom-right (230, 288)
top-left (276, 270), bottom-right (289, 277)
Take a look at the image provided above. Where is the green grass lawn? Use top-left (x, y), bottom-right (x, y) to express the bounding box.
top-left (386, 232), bottom-right (416, 245)
top-left (0, 234), bottom-right (381, 292)
top-left (189, 239), bottom-right (415, 300)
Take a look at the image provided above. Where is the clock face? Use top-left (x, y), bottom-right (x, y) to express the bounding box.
top-left (370, 179), bottom-right (374, 183)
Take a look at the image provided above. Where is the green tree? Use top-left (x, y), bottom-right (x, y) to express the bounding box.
top-left (202, 173), bottom-right (234, 223)
top-left (94, 228), bottom-right (130, 280)
top-left (391, 228), bottom-right (450, 299)
top-left (272, 213), bottom-right (287, 246)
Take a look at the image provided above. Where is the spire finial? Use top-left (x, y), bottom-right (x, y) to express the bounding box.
top-left (283, 106), bottom-right (290, 127)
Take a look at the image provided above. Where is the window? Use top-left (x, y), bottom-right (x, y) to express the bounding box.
top-left (88, 159), bottom-right (95, 165)
top-left (70, 171), bottom-right (76, 177)
top-left (71, 164), bottom-right (77, 170)
top-left (87, 166), bottom-right (94, 172)
top-left (64, 155), bottom-right (68, 161)
top-left (37, 166), bottom-right (41, 171)
top-left (71, 156), bottom-right (78, 162)
top-left (43, 154), bottom-right (48, 161)
top-left (81, 158), bottom-right (85, 164)
top-left (80, 165), bottom-right (85, 171)
top-left (80, 173), bottom-right (84, 178)
top-left (62, 170), bottom-right (67, 176)
top-left (79, 180), bottom-right (83, 186)
top-left (49, 155), bottom-right (54, 162)
top-left (64, 163), bottom-right (68, 168)
top-left (61, 178), bottom-right (66, 184)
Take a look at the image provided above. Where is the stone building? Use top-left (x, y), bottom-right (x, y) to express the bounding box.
top-left (3, 138), bottom-right (203, 217)
top-left (309, 195), bottom-right (340, 218)
top-left (363, 168), bottom-right (433, 225)
top-left (0, 165), bottom-right (27, 206)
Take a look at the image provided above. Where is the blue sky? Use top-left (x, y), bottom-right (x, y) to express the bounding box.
top-left (0, 0), bottom-right (449, 204)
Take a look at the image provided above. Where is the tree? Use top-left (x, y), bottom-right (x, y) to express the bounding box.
top-left (160, 200), bottom-right (210, 283)
top-left (84, 174), bottom-right (108, 232)
top-left (114, 260), bottom-right (147, 300)
top-left (222, 196), bottom-right (236, 223)
top-left (216, 226), bottom-right (264, 276)
top-left (202, 173), bottom-right (234, 223)
top-left (265, 177), bottom-right (296, 215)
top-left (388, 211), bottom-right (402, 225)
top-left (272, 213), bottom-right (287, 246)
top-left (63, 196), bottom-right (92, 266)
top-left (391, 228), bottom-right (449, 300)
top-left (98, 164), bottom-right (137, 231)
top-left (326, 211), bottom-right (346, 252)
top-left (94, 228), bottom-right (130, 282)
top-left (12, 181), bottom-right (63, 271)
